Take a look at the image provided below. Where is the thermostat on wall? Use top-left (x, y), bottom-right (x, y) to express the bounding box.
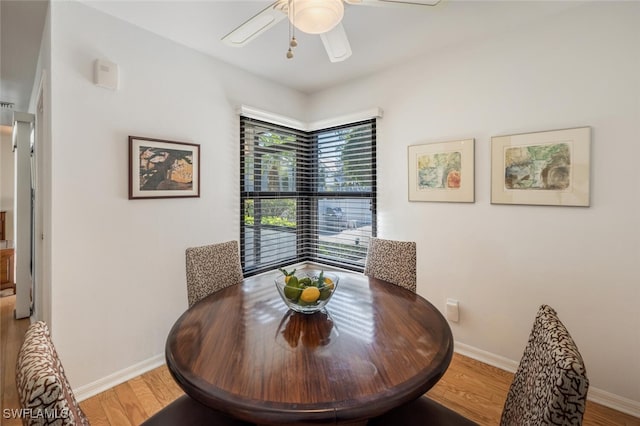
top-left (94, 59), bottom-right (118, 90)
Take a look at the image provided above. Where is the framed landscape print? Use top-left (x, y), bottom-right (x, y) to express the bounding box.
top-left (408, 138), bottom-right (475, 203)
top-left (491, 127), bottom-right (590, 206)
top-left (129, 136), bottom-right (200, 199)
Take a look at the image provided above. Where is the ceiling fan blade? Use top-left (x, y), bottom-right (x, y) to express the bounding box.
top-left (222, 1), bottom-right (287, 47)
top-left (320, 23), bottom-right (352, 63)
top-left (344, 0), bottom-right (441, 6)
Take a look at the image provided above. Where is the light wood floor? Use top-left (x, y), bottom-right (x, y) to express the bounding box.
top-left (2, 294), bottom-right (638, 425)
top-left (1, 293), bottom-right (30, 426)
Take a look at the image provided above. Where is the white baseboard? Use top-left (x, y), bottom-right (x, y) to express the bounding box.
top-left (74, 354), bottom-right (165, 402)
top-left (454, 341), bottom-right (520, 373)
top-left (454, 341), bottom-right (640, 419)
top-left (587, 388), bottom-right (640, 419)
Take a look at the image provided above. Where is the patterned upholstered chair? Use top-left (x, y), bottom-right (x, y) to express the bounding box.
top-left (500, 304), bottom-right (589, 425)
top-left (16, 321), bottom-right (90, 426)
top-left (370, 305), bottom-right (589, 426)
top-left (368, 395), bottom-right (478, 425)
top-left (141, 394), bottom-right (252, 426)
top-left (185, 240), bottom-right (244, 307)
top-left (364, 237), bottom-right (417, 292)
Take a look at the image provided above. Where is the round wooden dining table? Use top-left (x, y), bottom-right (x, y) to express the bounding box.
top-left (165, 268), bottom-right (454, 425)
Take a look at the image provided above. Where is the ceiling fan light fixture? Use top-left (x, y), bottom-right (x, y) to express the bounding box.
top-left (289, 0), bottom-right (344, 35)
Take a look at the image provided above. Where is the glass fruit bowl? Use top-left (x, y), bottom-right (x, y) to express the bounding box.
top-left (275, 269), bottom-right (339, 314)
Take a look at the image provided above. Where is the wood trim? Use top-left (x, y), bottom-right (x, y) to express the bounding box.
top-left (1, 247), bottom-right (15, 294)
top-left (74, 354), bottom-right (165, 402)
top-left (1, 211), bottom-right (6, 240)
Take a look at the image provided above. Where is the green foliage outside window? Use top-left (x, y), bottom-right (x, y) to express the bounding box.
top-left (244, 199), bottom-right (296, 228)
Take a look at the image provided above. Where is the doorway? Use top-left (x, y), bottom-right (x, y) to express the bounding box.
top-left (12, 71), bottom-right (47, 321)
top-left (12, 112), bottom-right (33, 319)
top-left (32, 73), bottom-right (47, 323)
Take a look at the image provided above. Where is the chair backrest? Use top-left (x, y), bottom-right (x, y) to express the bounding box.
top-left (501, 305), bottom-right (589, 426)
top-left (185, 240), bottom-right (244, 307)
top-left (16, 321), bottom-right (90, 426)
top-left (364, 237), bottom-right (417, 292)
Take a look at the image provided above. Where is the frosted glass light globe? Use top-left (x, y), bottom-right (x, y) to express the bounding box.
top-left (289, 0), bottom-right (344, 34)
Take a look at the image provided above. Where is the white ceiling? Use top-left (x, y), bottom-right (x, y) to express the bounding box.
top-left (1, 0), bottom-right (585, 126)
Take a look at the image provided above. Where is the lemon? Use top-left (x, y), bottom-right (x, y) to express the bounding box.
top-left (298, 277), bottom-right (312, 286)
top-left (299, 287), bottom-right (320, 303)
top-left (283, 276), bottom-right (300, 300)
top-left (319, 287), bottom-right (332, 301)
top-left (279, 268), bottom-right (297, 284)
top-left (297, 298), bottom-right (313, 306)
top-left (284, 285), bottom-right (301, 301)
top-left (323, 277), bottom-right (334, 289)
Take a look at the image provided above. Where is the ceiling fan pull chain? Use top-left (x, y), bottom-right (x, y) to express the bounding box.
top-left (287, 0), bottom-right (297, 59)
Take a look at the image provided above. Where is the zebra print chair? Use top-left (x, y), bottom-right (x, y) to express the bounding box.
top-left (16, 321), bottom-right (89, 426)
top-left (371, 305), bottom-right (589, 426)
top-left (500, 304), bottom-right (589, 425)
top-left (364, 237), bottom-right (417, 292)
top-left (185, 240), bottom-right (244, 307)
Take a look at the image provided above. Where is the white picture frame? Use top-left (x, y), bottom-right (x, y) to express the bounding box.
top-left (408, 138), bottom-right (475, 203)
top-left (490, 127), bottom-right (590, 206)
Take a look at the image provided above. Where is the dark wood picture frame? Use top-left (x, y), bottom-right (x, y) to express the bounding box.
top-left (128, 136), bottom-right (200, 199)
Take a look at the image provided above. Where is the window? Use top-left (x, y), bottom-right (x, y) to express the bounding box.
top-left (241, 116), bottom-right (376, 276)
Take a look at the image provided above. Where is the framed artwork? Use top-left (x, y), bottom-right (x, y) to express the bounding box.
top-left (491, 127), bottom-right (590, 206)
top-left (408, 138), bottom-right (475, 203)
top-left (129, 136), bottom-right (200, 199)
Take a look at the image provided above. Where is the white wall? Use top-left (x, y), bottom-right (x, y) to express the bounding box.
top-left (47, 1), bottom-right (307, 391)
top-left (309, 2), bottom-right (640, 406)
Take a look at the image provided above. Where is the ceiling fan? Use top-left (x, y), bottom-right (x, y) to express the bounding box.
top-left (222, 0), bottom-right (442, 63)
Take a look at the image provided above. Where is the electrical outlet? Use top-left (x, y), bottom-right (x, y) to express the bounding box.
top-left (446, 299), bottom-right (459, 323)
